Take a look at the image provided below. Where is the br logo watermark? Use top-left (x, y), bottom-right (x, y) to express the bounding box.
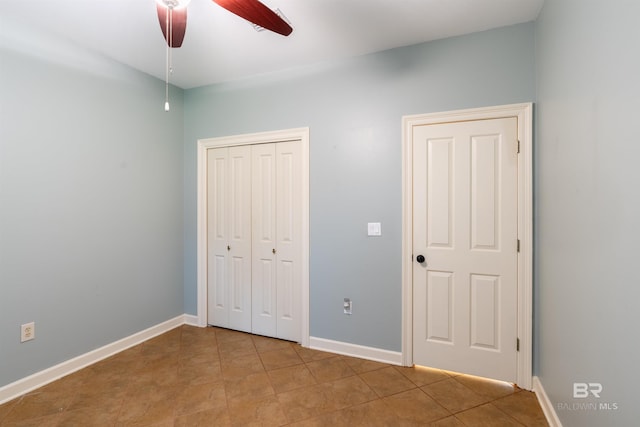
top-left (556, 383), bottom-right (619, 411)
top-left (573, 382), bottom-right (602, 398)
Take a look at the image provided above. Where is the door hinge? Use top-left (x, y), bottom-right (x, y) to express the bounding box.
top-left (517, 239), bottom-right (520, 253)
top-left (517, 140), bottom-right (521, 154)
top-left (517, 338), bottom-right (520, 352)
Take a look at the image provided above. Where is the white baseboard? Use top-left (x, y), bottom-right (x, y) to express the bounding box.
top-left (309, 336), bottom-right (403, 366)
top-left (0, 314), bottom-right (186, 405)
top-left (183, 314), bottom-right (200, 327)
top-left (533, 376), bottom-right (563, 427)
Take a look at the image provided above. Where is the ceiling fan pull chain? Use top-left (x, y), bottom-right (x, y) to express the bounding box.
top-left (164, 6), bottom-right (170, 112)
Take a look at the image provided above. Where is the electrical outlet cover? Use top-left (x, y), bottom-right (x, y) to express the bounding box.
top-left (343, 298), bottom-right (353, 315)
top-left (21, 322), bottom-right (35, 342)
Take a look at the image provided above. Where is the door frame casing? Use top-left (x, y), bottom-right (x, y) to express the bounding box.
top-left (401, 104), bottom-right (533, 389)
top-left (196, 127), bottom-right (310, 348)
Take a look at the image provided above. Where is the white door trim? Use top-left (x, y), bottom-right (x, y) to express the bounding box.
top-left (196, 127), bottom-right (310, 347)
top-left (401, 104), bottom-right (533, 389)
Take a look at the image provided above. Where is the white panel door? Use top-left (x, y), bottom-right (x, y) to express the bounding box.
top-left (412, 118), bottom-right (518, 382)
top-left (207, 146), bottom-right (252, 332)
top-left (275, 141), bottom-right (302, 342)
top-left (207, 148), bottom-right (229, 328)
top-left (251, 143), bottom-right (278, 337)
top-left (251, 142), bottom-right (302, 341)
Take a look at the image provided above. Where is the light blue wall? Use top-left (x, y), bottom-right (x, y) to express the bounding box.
top-left (0, 24), bottom-right (185, 387)
top-left (535, 1), bottom-right (640, 425)
top-left (184, 23), bottom-right (536, 351)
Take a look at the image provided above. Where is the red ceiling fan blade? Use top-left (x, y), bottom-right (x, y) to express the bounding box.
top-left (213, 0), bottom-right (293, 36)
top-left (157, 5), bottom-right (187, 47)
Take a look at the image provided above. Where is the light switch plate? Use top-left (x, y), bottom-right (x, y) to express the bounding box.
top-left (367, 222), bottom-right (381, 236)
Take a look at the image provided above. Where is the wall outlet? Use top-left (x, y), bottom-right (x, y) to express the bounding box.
top-left (21, 322), bottom-right (35, 342)
top-left (343, 298), bottom-right (353, 315)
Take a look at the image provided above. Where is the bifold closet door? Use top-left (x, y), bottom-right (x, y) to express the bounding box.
top-left (207, 146), bottom-right (252, 332)
top-left (252, 142), bottom-right (302, 341)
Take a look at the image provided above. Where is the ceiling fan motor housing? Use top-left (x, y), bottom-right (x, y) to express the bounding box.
top-left (157, 0), bottom-right (191, 9)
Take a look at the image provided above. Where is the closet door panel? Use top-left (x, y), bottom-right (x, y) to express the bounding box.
top-left (227, 145), bottom-right (252, 332)
top-left (276, 142), bottom-right (302, 341)
top-left (252, 144), bottom-right (277, 337)
top-left (207, 148), bottom-right (229, 327)
top-left (207, 146), bottom-right (252, 331)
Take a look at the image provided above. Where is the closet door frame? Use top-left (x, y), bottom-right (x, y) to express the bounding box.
top-left (196, 128), bottom-right (310, 347)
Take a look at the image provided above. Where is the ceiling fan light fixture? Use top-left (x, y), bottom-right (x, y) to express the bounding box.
top-left (156, 0), bottom-right (191, 10)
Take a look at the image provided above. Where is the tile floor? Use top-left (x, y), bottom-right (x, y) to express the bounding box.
top-left (0, 325), bottom-right (548, 426)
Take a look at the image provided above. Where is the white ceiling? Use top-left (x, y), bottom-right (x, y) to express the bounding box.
top-left (0, 0), bottom-right (544, 89)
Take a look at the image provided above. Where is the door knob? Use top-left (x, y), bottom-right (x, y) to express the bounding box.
top-left (416, 255), bottom-right (425, 264)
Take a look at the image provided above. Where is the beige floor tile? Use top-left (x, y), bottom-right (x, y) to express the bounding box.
top-left (116, 398), bottom-right (178, 426)
top-left (224, 372), bottom-right (274, 402)
top-left (177, 359), bottom-right (222, 386)
top-left (428, 415), bottom-right (467, 426)
top-left (492, 391), bottom-right (549, 426)
top-left (218, 337), bottom-right (258, 360)
top-left (252, 335), bottom-right (295, 353)
top-left (455, 402), bottom-right (524, 426)
top-left (305, 356), bottom-right (356, 383)
top-left (295, 399), bottom-right (402, 427)
top-left (278, 375), bottom-right (377, 423)
top-left (228, 395), bottom-right (288, 426)
top-left (292, 346), bottom-right (336, 363)
top-left (141, 331), bottom-right (181, 355)
top-left (214, 328), bottom-right (252, 344)
top-left (454, 374), bottom-right (518, 400)
top-left (121, 382), bottom-right (181, 408)
top-left (1, 388), bottom-right (74, 423)
top-left (174, 381), bottom-right (228, 417)
top-left (342, 356), bottom-right (390, 374)
top-left (128, 364), bottom-right (180, 388)
top-left (0, 400), bottom-right (17, 423)
top-left (116, 385), bottom-right (181, 424)
top-left (174, 407), bottom-right (231, 427)
top-left (181, 339), bottom-right (218, 358)
top-left (180, 324), bottom-right (217, 342)
top-left (39, 370), bottom-right (91, 396)
top-left (92, 350), bottom-right (146, 375)
top-left (57, 406), bottom-right (121, 426)
top-left (220, 353), bottom-right (265, 379)
top-left (179, 349), bottom-right (220, 366)
top-left (267, 364), bottom-right (317, 394)
top-left (66, 386), bottom-right (128, 412)
top-left (422, 378), bottom-right (490, 413)
top-left (359, 366), bottom-right (417, 397)
top-left (0, 412), bottom-right (63, 427)
top-left (259, 346), bottom-right (304, 370)
top-left (88, 361), bottom-right (145, 385)
top-left (277, 383), bottom-right (330, 422)
top-left (395, 365), bottom-right (452, 386)
top-left (382, 387), bottom-right (451, 424)
top-left (317, 375), bottom-right (379, 411)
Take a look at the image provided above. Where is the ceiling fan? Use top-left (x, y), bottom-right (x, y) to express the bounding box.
top-left (156, 0), bottom-right (293, 49)
top-left (156, 0), bottom-right (291, 111)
